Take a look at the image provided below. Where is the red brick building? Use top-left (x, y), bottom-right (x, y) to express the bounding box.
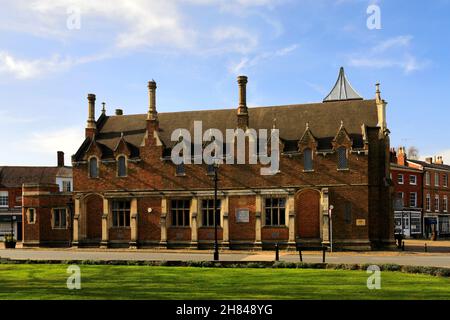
top-left (390, 147), bottom-right (423, 238)
top-left (24, 68), bottom-right (395, 250)
top-left (0, 152), bottom-right (72, 243)
top-left (408, 157), bottom-right (450, 239)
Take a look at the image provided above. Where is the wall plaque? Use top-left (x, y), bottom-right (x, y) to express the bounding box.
top-left (356, 219), bottom-right (366, 226)
top-left (236, 209), bottom-right (250, 223)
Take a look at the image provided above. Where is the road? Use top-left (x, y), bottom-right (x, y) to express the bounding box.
top-left (1, 248), bottom-right (450, 268)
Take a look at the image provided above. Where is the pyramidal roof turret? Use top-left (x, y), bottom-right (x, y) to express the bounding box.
top-left (323, 67), bottom-right (363, 102)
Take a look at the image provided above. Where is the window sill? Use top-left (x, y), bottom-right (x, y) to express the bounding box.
top-left (52, 227), bottom-right (68, 230)
top-left (176, 174), bottom-right (187, 177)
top-left (262, 225), bottom-right (288, 229)
top-left (169, 226), bottom-right (191, 229)
top-left (303, 170), bottom-right (315, 173)
top-left (111, 227), bottom-right (131, 229)
top-left (337, 168), bottom-right (350, 172)
top-left (199, 226), bottom-right (223, 229)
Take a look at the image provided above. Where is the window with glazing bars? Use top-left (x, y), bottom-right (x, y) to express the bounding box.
top-left (171, 199), bottom-right (190, 226)
top-left (112, 200), bottom-right (131, 227)
top-left (201, 199), bottom-right (221, 227)
top-left (265, 198), bottom-right (286, 226)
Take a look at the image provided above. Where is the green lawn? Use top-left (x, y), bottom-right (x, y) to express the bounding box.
top-left (0, 264), bottom-right (450, 300)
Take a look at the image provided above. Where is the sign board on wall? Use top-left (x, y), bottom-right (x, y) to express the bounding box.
top-left (356, 219), bottom-right (366, 226)
top-left (236, 209), bottom-right (250, 223)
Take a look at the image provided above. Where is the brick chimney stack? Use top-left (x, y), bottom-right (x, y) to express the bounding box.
top-left (397, 146), bottom-right (407, 166)
top-left (147, 80), bottom-right (158, 122)
top-left (436, 156), bottom-right (444, 165)
top-left (57, 151), bottom-right (64, 167)
top-left (425, 157), bottom-right (433, 164)
top-left (86, 93), bottom-right (97, 138)
top-left (237, 75), bottom-right (249, 129)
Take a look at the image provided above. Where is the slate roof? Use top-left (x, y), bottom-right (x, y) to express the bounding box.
top-left (0, 166), bottom-right (72, 188)
top-left (74, 98), bottom-right (379, 161)
top-left (323, 67), bottom-right (363, 102)
top-left (407, 160), bottom-right (450, 171)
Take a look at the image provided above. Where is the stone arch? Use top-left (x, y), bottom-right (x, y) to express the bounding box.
top-left (295, 189), bottom-right (321, 239)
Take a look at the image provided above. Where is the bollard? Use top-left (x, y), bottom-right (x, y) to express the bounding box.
top-left (401, 241), bottom-right (405, 251)
top-left (275, 243), bottom-right (279, 261)
top-left (424, 243), bottom-right (427, 253)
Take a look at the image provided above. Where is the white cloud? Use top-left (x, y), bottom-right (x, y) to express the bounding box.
top-left (0, 0), bottom-right (287, 79)
top-left (0, 126), bottom-right (84, 166)
top-left (348, 35), bottom-right (429, 74)
top-left (228, 44), bottom-right (299, 74)
top-left (0, 51), bottom-right (111, 80)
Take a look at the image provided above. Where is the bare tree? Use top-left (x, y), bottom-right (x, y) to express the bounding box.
top-left (407, 146), bottom-right (419, 160)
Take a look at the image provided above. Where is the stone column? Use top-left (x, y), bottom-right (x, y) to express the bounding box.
top-left (255, 194), bottom-right (262, 247)
top-left (190, 197), bottom-right (198, 248)
top-left (72, 198), bottom-right (81, 247)
top-left (129, 198), bottom-right (138, 249)
top-left (321, 188), bottom-right (330, 245)
top-left (287, 194), bottom-right (296, 248)
top-left (160, 197), bottom-right (168, 248)
top-left (222, 196), bottom-right (230, 249)
top-left (100, 197), bottom-right (109, 249)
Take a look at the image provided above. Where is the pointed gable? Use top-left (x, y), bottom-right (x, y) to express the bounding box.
top-left (83, 136), bottom-right (103, 160)
top-left (298, 123), bottom-right (318, 152)
top-left (332, 121), bottom-right (353, 150)
top-left (113, 133), bottom-right (132, 157)
top-left (323, 67), bottom-right (363, 102)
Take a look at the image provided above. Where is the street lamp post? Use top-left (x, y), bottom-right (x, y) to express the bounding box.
top-left (213, 162), bottom-right (219, 261)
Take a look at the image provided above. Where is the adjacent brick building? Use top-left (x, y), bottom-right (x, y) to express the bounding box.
top-left (24, 68), bottom-right (395, 250)
top-left (0, 152), bottom-right (72, 243)
top-left (390, 147), bottom-right (423, 238)
top-left (408, 157), bottom-right (450, 238)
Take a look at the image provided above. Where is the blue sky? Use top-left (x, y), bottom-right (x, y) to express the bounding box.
top-left (0, 0), bottom-right (449, 166)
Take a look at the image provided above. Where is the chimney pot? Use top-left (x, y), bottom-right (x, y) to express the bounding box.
top-left (115, 109), bottom-right (123, 116)
top-left (57, 151), bottom-right (64, 167)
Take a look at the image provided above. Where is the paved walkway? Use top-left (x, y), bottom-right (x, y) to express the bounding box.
top-left (1, 248), bottom-right (450, 268)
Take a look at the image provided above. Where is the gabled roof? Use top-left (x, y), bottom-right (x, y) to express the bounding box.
top-left (73, 99), bottom-right (379, 161)
top-left (323, 67), bottom-right (363, 102)
top-left (0, 166), bottom-right (72, 188)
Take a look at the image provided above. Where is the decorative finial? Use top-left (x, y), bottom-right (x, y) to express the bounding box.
top-left (101, 102), bottom-right (106, 114)
top-left (273, 118), bottom-right (277, 129)
top-left (340, 120), bottom-right (344, 127)
top-left (306, 122), bottom-right (309, 130)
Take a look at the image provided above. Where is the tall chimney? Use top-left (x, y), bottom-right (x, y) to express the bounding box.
top-left (436, 156), bottom-right (444, 165)
top-left (147, 80), bottom-right (158, 121)
top-left (425, 157), bottom-right (433, 164)
top-left (397, 146), bottom-right (407, 166)
top-left (237, 75), bottom-right (249, 129)
top-left (57, 151), bottom-right (65, 167)
top-left (87, 93), bottom-right (96, 128)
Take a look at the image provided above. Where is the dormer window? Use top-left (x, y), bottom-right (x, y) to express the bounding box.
top-left (89, 157), bottom-right (99, 178)
top-left (303, 148), bottom-right (313, 171)
top-left (117, 155), bottom-right (127, 177)
top-left (337, 147), bottom-right (348, 170)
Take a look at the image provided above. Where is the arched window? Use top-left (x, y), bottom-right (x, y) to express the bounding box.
top-left (89, 157), bottom-right (98, 178)
top-left (303, 148), bottom-right (313, 171)
top-left (117, 156), bottom-right (127, 177)
top-left (337, 147), bottom-right (348, 169)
